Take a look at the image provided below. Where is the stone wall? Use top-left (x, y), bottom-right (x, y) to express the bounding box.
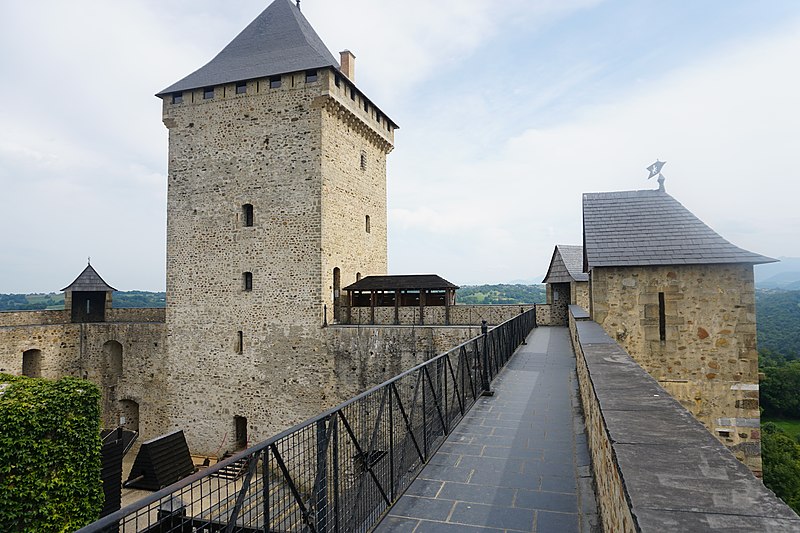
top-left (589, 264), bottom-right (761, 473)
top-left (325, 325), bottom-right (479, 401)
top-left (343, 304), bottom-right (545, 326)
top-left (569, 306), bottom-right (798, 532)
top-left (0, 310), bottom-right (69, 326)
top-left (0, 319), bottom-right (167, 441)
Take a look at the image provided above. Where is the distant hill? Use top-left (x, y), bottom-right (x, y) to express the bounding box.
top-left (456, 284), bottom-right (546, 305)
top-left (756, 289), bottom-right (800, 359)
top-left (755, 257), bottom-right (800, 289)
top-left (0, 291), bottom-right (166, 311)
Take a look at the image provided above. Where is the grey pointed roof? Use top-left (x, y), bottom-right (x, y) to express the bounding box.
top-left (157, 0), bottom-right (339, 96)
top-left (582, 189), bottom-right (775, 270)
top-left (61, 264), bottom-right (117, 292)
top-left (543, 245), bottom-right (588, 283)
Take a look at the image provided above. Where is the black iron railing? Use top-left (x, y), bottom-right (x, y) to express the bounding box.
top-left (78, 309), bottom-right (535, 533)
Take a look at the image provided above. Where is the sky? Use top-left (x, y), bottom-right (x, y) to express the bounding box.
top-left (1, 0), bottom-right (799, 292)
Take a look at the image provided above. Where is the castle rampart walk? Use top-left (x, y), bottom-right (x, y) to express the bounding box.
top-left (377, 327), bottom-right (598, 532)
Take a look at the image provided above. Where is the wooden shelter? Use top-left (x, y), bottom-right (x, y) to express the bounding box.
top-left (342, 274), bottom-right (459, 325)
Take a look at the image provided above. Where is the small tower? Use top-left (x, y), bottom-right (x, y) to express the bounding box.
top-left (157, 0), bottom-right (396, 453)
top-left (61, 263), bottom-right (116, 323)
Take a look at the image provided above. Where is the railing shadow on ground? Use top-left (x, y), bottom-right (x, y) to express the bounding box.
top-left (77, 309), bottom-right (536, 533)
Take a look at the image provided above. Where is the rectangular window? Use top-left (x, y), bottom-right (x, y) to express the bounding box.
top-left (334, 75), bottom-right (341, 88)
top-left (305, 70), bottom-right (318, 83)
top-left (203, 87), bottom-right (214, 99)
top-left (172, 92), bottom-right (183, 104)
top-left (236, 81), bottom-right (247, 94)
top-left (658, 292), bottom-right (666, 342)
top-left (243, 272), bottom-right (253, 292)
top-left (242, 204), bottom-right (254, 227)
top-left (236, 331), bottom-right (243, 354)
top-left (270, 76), bottom-right (281, 89)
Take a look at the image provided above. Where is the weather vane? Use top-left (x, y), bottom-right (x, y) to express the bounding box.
top-left (647, 160), bottom-right (666, 192)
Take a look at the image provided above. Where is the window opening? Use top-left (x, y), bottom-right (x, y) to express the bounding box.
top-left (658, 292), bottom-right (666, 342)
top-left (236, 331), bottom-right (243, 354)
top-left (365, 215), bottom-right (371, 233)
top-left (305, 70), bottom-right (318, 83)
top-left (360, 151), bottom-right (367, 171)
top-left (356, 272), bottom-right (361, 281)
top-left (335, 75), bottom-right (341, 88)
top-left (242, 204), bottom-right (254, 227)
top-left (172, 92), bottom-right (183, 104)
top-left (243, 272), bottom-right (253, 292)
top-left (350, 88), bottom-right (356, 101)
top-left (234, 416), bottom-right (248, 449)
top-left (270, 76), bottom-right (281, 89)
top-left (203, 87), bottom-right (214, 99)
top-left (236, 81), bottom-right (247, 94)
top-left (333, 267), bottom-right (341, 322)
top-left (22, 349), bottom-right (42, 378)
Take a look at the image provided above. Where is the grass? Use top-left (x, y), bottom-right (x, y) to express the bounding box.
top-left (763, 417), bottom-right (800, 440)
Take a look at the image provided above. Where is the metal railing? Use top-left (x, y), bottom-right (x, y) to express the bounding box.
top-left (78, 309), bottom-right (535, 533)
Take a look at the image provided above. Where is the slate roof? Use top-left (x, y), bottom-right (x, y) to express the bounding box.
top-left (542, 245), bottom-right (589, 283)
top-left (61, 264), bottom-right (117, 292)
top-left (582, 189), bottom-right (775, 270)
top-left (157, 0), bottom-right (339, 96)
top-left (344, 275), bottom-right (459, 292)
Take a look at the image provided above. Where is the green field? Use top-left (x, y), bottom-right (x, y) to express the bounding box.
top-left (763, 417), bottom-right (800, 440)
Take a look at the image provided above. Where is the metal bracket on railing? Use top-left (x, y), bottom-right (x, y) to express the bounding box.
top-left (480, 320), bottom-right (494, 396)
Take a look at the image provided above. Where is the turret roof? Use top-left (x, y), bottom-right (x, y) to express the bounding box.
top-left (61, 264), bottom-right (117, 292)
top-left (582, 189), bottom-right (775, 270)
top-left (157, 0), bottom-right (339, 96)
top-left (543, 245), bottom-right (588, 283)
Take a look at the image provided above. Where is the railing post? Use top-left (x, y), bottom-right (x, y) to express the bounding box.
top-left (315, 417), bottom-right (329, 533)
top-left (521, 307), bottom-right (527, 345)
top-left (480, 320), bottom-right (494, 396)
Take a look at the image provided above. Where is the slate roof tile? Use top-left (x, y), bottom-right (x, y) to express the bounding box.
top-left (158, 0), bottom-right (339, 96)
top-left (61, 264), bottom-right (116, 292)
top-left (344, 275), bottom-right (458, 292)
top-left (582, 189), bottom-right (775, 270)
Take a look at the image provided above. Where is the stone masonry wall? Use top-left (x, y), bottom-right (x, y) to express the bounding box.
top-left (0, 319), bottom-right (167, 441)
top-left (0, 310), bottom-right (69, 326)
top-left (589, 264), bottom-right (762, 473)
top-left (344, 304), bottom-right (536, 326)
top-left (325, 325), bottom-right (478, 403)
top-left (569, 306), bottom-right (798, 531)
top-left (161, 67), bottom-right (394, 454)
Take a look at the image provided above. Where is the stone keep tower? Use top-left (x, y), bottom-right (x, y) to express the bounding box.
top-left (157, 0), bottom-right (395, 454)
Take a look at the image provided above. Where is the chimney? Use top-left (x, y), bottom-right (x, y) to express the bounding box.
top-left (340, 50), bottom-right (356, 81)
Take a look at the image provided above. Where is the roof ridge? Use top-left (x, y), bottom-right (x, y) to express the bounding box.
top-left (157, 0), bottom-right (339, 96)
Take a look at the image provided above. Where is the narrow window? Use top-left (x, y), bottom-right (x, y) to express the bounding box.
top-left (236, 331), bottom-right (244, 354)
top-left (203, 87), bottom-right (214, 99)
top-left (365, 215), bottom-right (371, 233)
top-left (242, 204), bottom-right (254, 227)
top-left (305, 70), bottom-right (318, 83)
top-left (234, 416), bottom-right (248, 449)
top-left (658, 292), bottom-right (666, 342)
top-left (360, 151), bottom-right (367, 171)
top-left (172, 92), bottom-right (183, 104)
top-left (334, 75), bottom-right (341, 88)
top-left (236, 81), bottom-right (247, 94)
top-left (270, 75), bottom-right (281, 89)
top-left (356, 272), bottom-right (361, 281)
top-left (243, 272), bottom-right (253, 292)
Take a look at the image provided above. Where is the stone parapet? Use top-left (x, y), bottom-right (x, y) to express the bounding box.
top-left (568, 306), bottom-right (799, 532)
top-left (0, 310), bottom-right (69, 326)
top-left (341, 304), bottom-right (551, 326)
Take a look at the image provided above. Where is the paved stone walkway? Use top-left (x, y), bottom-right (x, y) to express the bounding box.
top-left (376, 327), bottom-right (598, 533)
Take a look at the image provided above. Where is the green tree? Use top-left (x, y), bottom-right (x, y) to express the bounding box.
top-left (761, 361), bottom-right (800, 418)
top-left (762, 422), bottom-right (800, 512)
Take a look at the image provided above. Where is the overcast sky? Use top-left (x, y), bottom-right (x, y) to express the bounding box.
top-left (1, 0), bottom-right (799, 292)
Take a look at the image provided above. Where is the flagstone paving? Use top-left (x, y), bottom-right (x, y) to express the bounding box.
top-left (375, 327), bottom-right (598, 533)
